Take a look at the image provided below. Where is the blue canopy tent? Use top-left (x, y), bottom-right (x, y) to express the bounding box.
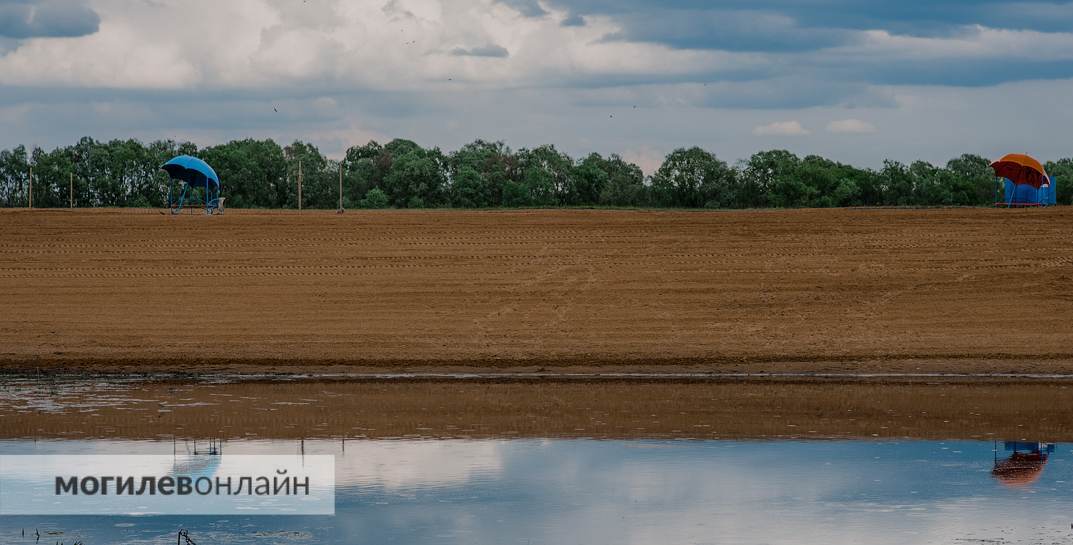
top-left (1003, 176), bottom-right (1057, 207)
top-left (162, 155), bottom-right (223, 214)
top-left (992, 153), bottom-right (1055, 208)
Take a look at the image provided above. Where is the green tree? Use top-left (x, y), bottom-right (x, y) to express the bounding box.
top-left (450, 166), bottom-right (495, 208)
top-left (879, 160), bottom-right (913, 206)
top-left (359, 187), bottom-right (390, 209)
top-left (796, 155), bottom-right (869, 208)
top-left (2, 136), bottom-right (1069, 210)
top-left (597, 154), bottom-right (646, 207)
top-left (517, 145), bottom-right (575, 205)
top-left (908, 161), bottom-right (952, 206)
top-left (946, 154), bottom-right (994, 205)
top-left (342, 141), bottom-right (386, 207)
top-left (202, 139), bottom-right (287, 208)
top-left (28, 146), bottom-right (67, 208)
top-left (573, 153), bottom-right (610, 206)
top-left (448, 140), bottom-right (516, 207)
top-left (284, 141), bottom-right (333, 209)
top-left (380, 140), bottom-right (447, 208)
top-left (651, 147), bottom-right (736, 208)
top-left (0, 145), bottom-right (30, 207)
top-left (740, 150), bottom-right (798, 208)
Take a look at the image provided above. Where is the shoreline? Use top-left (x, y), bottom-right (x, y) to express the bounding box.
top-left (4, 378), bottom-right (1071, 441)
top-left (6, 368), bottom-right (1073, 384)
top-left (5, 355), bottom-right (1073, 381)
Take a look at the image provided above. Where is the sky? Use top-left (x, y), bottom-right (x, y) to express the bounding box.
top-left (0, 0), bottom-right (1072, 172)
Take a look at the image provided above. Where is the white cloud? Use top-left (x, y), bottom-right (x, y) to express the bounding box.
top-left (0, 0), bottom-right (734, 92)
top-left (0, 0), bottom-right (1071, 167)
top-left (326, 440), bottom-right (505, 490)
top-left (827, 119), bottom-right (877, 134)
top-left (753, 120), bottom-right (810, 136)
top-left (848, 26), bottom-right (1073, 62)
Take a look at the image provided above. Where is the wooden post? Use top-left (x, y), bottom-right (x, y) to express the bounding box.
top-left (338, 162), bottom-right (343, 213)
top-left (298, 159), bottom-right (303, 212)
top-left (28, 165), bottom-right (33, 209)
top-left (69, 172), bottom-right (74, 208)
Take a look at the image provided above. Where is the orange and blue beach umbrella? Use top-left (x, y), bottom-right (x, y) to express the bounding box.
top-left (990, 153), bottom-right (1049, 189)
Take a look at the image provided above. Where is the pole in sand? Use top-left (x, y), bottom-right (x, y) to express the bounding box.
top-left (69, 172), bottom-right (74, 208)
top-left (28, 165), bottom-right (33, 209)
top-left (298, 159), bottom-right (303, 212)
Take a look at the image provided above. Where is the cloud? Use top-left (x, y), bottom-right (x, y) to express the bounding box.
top-left (0, 0), bottom-right (1071, 170)
top-left (808, 26), bottom-right (1073, 87)
top-left (449, 44), bottom-right (510, 58)
top-left (696, 78), bottom-right (895, 110)
top-left (498, 0), bottom-right (548, 17)
top-left (561, 13), bottom-right (585, 26)
top-left (601, 9), bottom-right (853, 52)
top-left (529, 1), bottom-right (1073, 86)
top-left (317, 439), bottom-right (1072, 545)
top-left (537, 1), bottom-right (1073, 36)
top-left (827, 119), bottom-right (877, 134)
top-left (3, 2), bottom-right (1071, 98)
top-left (753, 120), bottom-right (810, 136)
top-left (0, 0), bottom-right (100, 39)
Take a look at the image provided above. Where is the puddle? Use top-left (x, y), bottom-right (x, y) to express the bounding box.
top-left (3, 378), bottom-right (1072, 441)
top-left (3, 377), bottom-right (1073, 543)
top-left (1, 438), bottom-right (1070, 545)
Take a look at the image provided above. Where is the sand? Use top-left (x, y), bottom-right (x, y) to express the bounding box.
top-left (1, 207), bottom-right (1071, 375)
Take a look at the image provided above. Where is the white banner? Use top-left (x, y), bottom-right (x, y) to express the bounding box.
top-left (0, 454), bottom-right (335, 515)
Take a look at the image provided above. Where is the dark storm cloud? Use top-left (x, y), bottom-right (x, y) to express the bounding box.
top-left (819, 56), bottom-right (1073, 87)
top-left (0, 0), bottom-right (100, 39)
top-left (492, 0), bottom-right (1073, 92)
top-left (530, 0), bottom-right (1071, 31)
top-left (502, 1), bottom-right (1073, 46)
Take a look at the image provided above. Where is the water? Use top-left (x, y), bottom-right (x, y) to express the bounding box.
top-left (1, 438), bottom-right (1070, 545)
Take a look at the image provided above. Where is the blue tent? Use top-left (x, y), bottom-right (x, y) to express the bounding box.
top-left (1044, 176), bottom-right (1057, 205)
top-left (163, 155), bottom-right (219, 188)
top-left (1003, 176), bottom-right (1057, 207)
top-left (161, 155), bottom-right (222, 214)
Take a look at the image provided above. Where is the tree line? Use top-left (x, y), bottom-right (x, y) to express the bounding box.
top-left (1, 137), bottom-right (1069, 209)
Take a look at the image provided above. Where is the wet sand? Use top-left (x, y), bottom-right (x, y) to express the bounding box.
top-left (2, 207), bottom-right (1073, 376)
top-left (4, 378), bottom-right (1072, 441)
